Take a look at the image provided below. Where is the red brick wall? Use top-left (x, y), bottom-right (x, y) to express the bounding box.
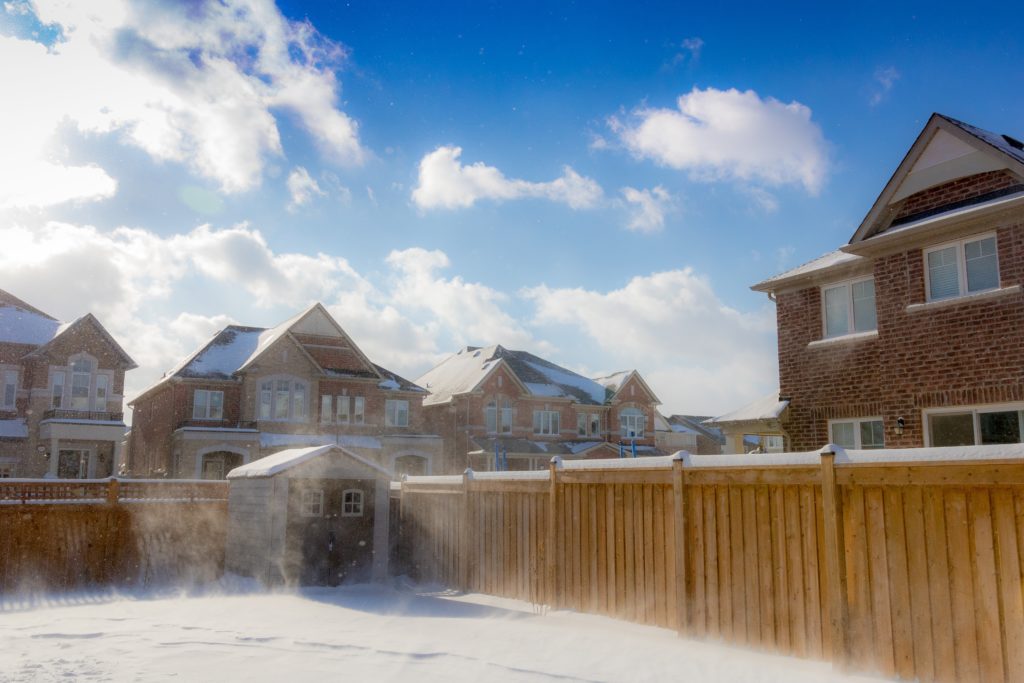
top-left (779, 221), bottom-right (1024, 451)
top-left (892, 170), bottom-right (1020, 222)
top-left (128, 384), bottom-right (177, 475)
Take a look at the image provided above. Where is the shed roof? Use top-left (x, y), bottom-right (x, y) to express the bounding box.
top-left (226, 445), bottom-right (391, 479)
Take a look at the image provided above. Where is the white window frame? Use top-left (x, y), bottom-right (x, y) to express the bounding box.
top-left (577, 411), bottom-right (601, 437)
top-left (192, 389), bottom-right (224, 420)
top-left (342, 489), bottom-right (364, 516)
top-left (924, 403), bottom-right (1024, 447)
top-left (923, 232), bottom-right (999, 302)
top-left (50, 370), bottom-right (65, 409)
top-left (533, 409), bottom-right (560, 436)
top-left (821, 276), bottom-right (876, 339)
top-left (828, 417), bottom-right (885, 450)
top-left (1, 369), bottom-right (16, 410)
top-left (620, 407), bottom-right (646, 439)
top-left (320, 394), bottom-right (332, 423)
top-left (257, 376), bottom-right (308, 422)
top-left (300, 489), bottom-right (324, 517)
top-left (336, 395), bottom-right (350, 424)
top-left (353, 396), bottom-right (365, 424)
top-left (386, 399), bottom-right (409, 427)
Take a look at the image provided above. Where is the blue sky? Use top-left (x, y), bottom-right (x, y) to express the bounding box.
top-left (2, 0), bottom-right (1023, 417)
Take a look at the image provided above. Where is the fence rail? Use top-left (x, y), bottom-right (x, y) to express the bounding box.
top-left (0, 478), bottom-right (229, 504)
top-left (399, 445), bottom-right (1024, 683)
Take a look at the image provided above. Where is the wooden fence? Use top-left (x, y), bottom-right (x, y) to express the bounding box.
top-left (0, 478), bottom-right (229, 593)
top-left (399, 446), bottom-right (1024, 683)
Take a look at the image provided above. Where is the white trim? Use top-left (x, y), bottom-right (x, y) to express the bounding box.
top-left (300, 489), bottom-right (324, 517)
top-left (828, 417), bottom-right (885, 450)
top-left (385, 399), bottom-right (410, 428)
top-left (258, 375), bottom-right (309, 423)
top-left (192, 389), bottom-right (225, 420)
top-left (341, 488), bottom-right (364, 516)
top-left (807, 330), bottom-right (879, 349)
top-left (820, 275), bottom-right (876, 339)
top-left (923, 232), bottom-right (999, 302)
top-left (923, 402), bottom-right (1024, 447)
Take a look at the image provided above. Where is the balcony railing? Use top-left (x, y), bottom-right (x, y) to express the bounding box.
top-left (174, 419), bottom-right (259, 431)
top-left (42, 409), bottom-right (125, 422)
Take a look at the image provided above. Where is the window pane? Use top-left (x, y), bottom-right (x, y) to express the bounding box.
top-left (321, 395), bottom-right (332, 423)
top-left (551, 412), bottom-right (559, 434)
top-left (275, 381), bottom-right (289, 419)
top-left (209, 391), bottom-right (223, 419)
top-left (71, 369), bottom-right (91, 410)
top-left (578, 413), bottom-right (587, 436)
top-left (485, 401), bottom-right (497, 433)
top-left (293, 383), bottom-right (305, 419)
top-left (95, 375), bottom-right (109, 411)
top-left (928, 246), bottom-right (960, 300)
top-left (831, 422), bottom-right (855, 448)
top-left (354, 397), bottom-right (364, 423)
top-left (851, 280), bottom-right (877, 332)
top-left (398, 402), bottom-right (408, 426)
top-left (3, 371), bottom-right (15, 407)
top-left (979, 410), bottom-right (1021, 444)
top-left (860, 420), bottom-right (885, 449)
top-left (590, 414), bottom-right (600, 436)
top-left (501, 402), bottom-right (512, 433)
top-left (929, 413), bottom-right (975, 446)
top-left (193, 390), bottom-right (208, 419)
top-left (823, 285), bottom-right (850, 337)
top-left (336, 396), bottom-right (349, 423)
top-left (51, 374), bottom-right (64, 408)
top-left (965, 237), bottom-right (998, 293)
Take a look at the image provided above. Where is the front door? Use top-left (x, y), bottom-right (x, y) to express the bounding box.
top-left (57, 449), bottom-right (89, 479)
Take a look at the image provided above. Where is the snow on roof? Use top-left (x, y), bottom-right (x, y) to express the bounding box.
top-left (0, 418), bottom-right (28, 438)
top-left (593, 370), bottom-right (631, 394)
top-left (752, 249), bottom-right (865, 292)
top-left (227, 445), bottom-right (390, 479)
top-left (178, 326), bottom-right (264, 380)
top-left (419, 344), bottom-right (613, 406)
top-left (943, 114), bottom-right (1024, 168)
top-left (258, 432), bottom-right (382, 450)
top-left (372, 364), bottom-right (425, 393)
top-left (707, 393), bottom-right (789, 425)
top-left (0, 290), bottom-right (61, 346)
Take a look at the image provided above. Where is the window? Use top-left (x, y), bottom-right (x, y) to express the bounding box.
top-left (192, 389), bottom-right (224, 420)
top-left (830, 418), bottom-right (884, 449)
top-left (386, 399), bottom-right (409, 427)
top-left (70, 358), bottom-right (92, 410)
top-left (321, 394), bottom-right (332, 423)
top-left (353, 396), bottom-right (365, 424)
top-left (95, 374), bottom-right (109, 411)
top-left (50, 372), bottom-right (64, 409)
top-left (927, 405), bottom-right (1024, 447)
top-left (301, 489), bottom-right (324, 517)
top-left (620, 407), bottom-right (646, 438)
top-left (2, 370), bottom-right (16, 410)
top-left (336, 395), bottom-right (350, 423)
top-left (533, 409), bottom-right (560, 435)
top-left (342, 489), bottom-right (364, 516)
top-left (925, 234), bottom-right (999, 301)
top-left (258, 378), bottom-right (308, 421)
top-left (822, 278), bottom-right (876, 338)
top-left (577, 412), bottom-right (601, 437)
top-left (0, 466), bottom-right (12, 478)
top-left (486, 398), bottom-right (513, 434)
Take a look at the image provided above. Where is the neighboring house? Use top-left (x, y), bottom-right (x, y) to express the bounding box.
top-left (0, 288), bottom-right (136, 478)
top-left (128, 304), bottom-right (442, 479)
top-left (416, 345), bottom-right (662, 472)
top-left (706, 393), bottom-right (789, 454)
top-left (655, 414), bottom-right (725, 454)
top-left (752, 113), bottom-right (1024, 452)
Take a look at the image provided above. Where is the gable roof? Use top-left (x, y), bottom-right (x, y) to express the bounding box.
top-left (226, 444), bottom-right (391, 479)
top-left (132, 303), bottom-right (421, 404)
top-left (851, 113), bottom-right (1024, 244)
top-left (666, 414), bottom-right (726, 444)
top-left (0, 289), bottom-right (62, 346)
top-left (592, 369), bottom-right (661, 405)
top-left (28, 313), bottom-right (138, 369)
top-left (416, 345), bottom-right (611, 407)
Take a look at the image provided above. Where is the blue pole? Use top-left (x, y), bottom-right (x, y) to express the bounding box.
top-left (494, 443), bottom-right (500, 471)
top-left (502, 446), bottom-right (508, 471)
top-left (619, 442), bottom-right (624, 458)
top-left (631, 440), bottom-right (637, 458)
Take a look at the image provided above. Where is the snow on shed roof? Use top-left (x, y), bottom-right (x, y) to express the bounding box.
top-left (227, 445), bottom-right (391, 479)
top-left (417, 345), bottom-right (609, 406)
top-left (0, 290), bottom-right (61, 346)
top-left (707, 393), bottom-right (789, 425)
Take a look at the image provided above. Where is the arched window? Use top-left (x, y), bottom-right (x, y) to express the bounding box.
top-left (394, 454), bottom-right (429, 477)
top-left (620, 407), bottom-right (646, 439)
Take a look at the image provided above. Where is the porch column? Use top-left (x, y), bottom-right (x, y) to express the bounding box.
top-left (371, 477), bottom-right (390, 581)
top-left (113, 440), bottom-right (125, 476)
top-left (47, 436), bottom-right (59, 478)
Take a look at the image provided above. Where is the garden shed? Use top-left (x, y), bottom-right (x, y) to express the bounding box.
top-left (225, 445), bottom-right (392, 586)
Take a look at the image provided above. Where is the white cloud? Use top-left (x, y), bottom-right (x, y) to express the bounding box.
top-left (0, 0), bottom-right (364, 207)
top-left (870, 66), bottom-right (900, 106)
top-left (411, 145), bottom-right (603, 210)
top-left (611, 86), bottom-right (829, 194)
top-left (662, 36), bottom-right (703, 71)
top-left (523, 268), bottom-right (778, 415)
top-left (286, 167), bottom-right (326, 210)
top-left (621, 186), bottom-right (675, 233)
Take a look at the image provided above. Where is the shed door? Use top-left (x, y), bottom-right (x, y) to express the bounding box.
top-left (295, 479), bottom-right (375, 585)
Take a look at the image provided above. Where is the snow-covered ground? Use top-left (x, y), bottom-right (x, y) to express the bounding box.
top-left (0, 581), bottom-right (885, 682)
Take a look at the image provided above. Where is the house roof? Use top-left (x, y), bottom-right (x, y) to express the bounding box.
top-left (751, 249), bottom-right (866, 293)
top-left (469, 436), bottom-right (621, 457)
top-left (592, 369), bottom-right (661, 405)
top-left (226, 444), bottom-right (391, 479)
top-left (417, 345), bottom-right (611, 407)
top-left (706, 393), bottom-right (789, 425)
top-left (666, 414), bottom-right (726, 444)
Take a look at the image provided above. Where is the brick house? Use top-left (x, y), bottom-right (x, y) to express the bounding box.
top-left (655, 413), bottom-right (725, 454)
top-left (752, 113), bottom-right (1024, 452)
top-left (128, 303), bottom-right (442, 479)
top-left (0, 289), bottom-right (136, 478)
top-left (416, 345), bottom-right (662, 472)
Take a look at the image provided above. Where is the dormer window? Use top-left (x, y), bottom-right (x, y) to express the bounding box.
top-left (822, 277), bottom-right (876, 338)
top-left (925, 234), bottom-right (999, 301)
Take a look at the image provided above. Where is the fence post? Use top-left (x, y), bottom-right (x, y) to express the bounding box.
top-left (546, 457), bottom-right (562, 608)
top-left (672, 452), bottom-right (689, 634)
top-left (461, 469), bottom-right (475, 592)
top-left (106, 477), bottom-right (120, 505)
top-left (819, 444), bottom-right (850, 669)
